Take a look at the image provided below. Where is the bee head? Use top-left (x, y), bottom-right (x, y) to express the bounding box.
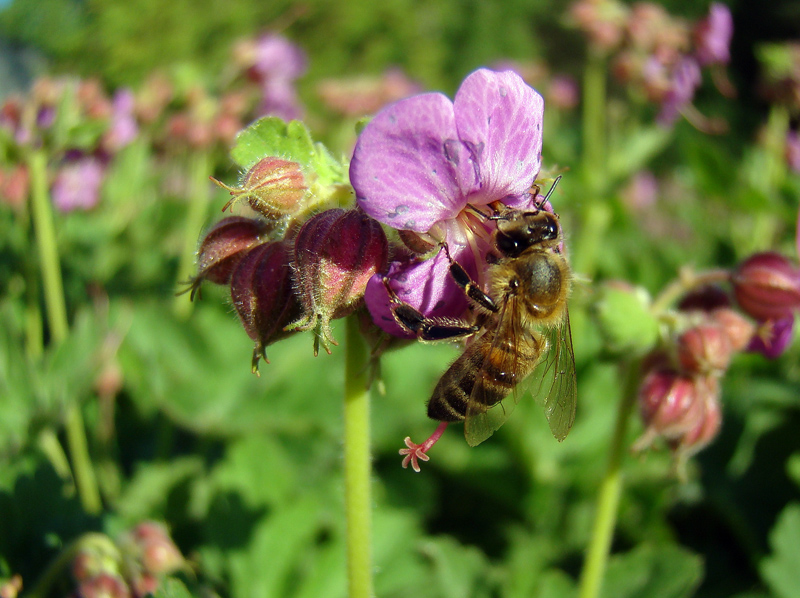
top-left (494, 210), bottom-right (561, 258)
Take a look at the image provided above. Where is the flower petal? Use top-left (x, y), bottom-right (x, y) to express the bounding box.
top-left (350, 93), bottom-right (476, 233)
top-left (364, 249), bottom-right (474, 338)
top-left (454, 69), bottom-right (544, 204)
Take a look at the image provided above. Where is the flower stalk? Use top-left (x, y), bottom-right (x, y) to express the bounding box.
top-left (578, 358), bottom-right (641, 598)
top-left (343, 315), bottom-right (374, 598)
top-left (28, 147), bottom-right (102, 515)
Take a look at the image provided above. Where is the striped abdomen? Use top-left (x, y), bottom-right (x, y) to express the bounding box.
top-left (427, 326), bottom-right (540, 422)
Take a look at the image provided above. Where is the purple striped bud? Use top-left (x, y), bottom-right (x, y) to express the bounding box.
top-left (189, 216), bottom-right (270, 298)
top-left (230, 241), bottom-right (302, 373)
top-left (212, 157), bottom-right (307, 218)
top-left (291, 208), bottom-right (388, 355)
top-left (732, 252), bottom-right (800, 321)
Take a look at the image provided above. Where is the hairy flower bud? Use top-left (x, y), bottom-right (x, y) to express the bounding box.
top-left (709, 307), bottom-right (755, 352)
top-left (291, 208), bottom-right (389, 355)
top-left (230, 241), bottom-right (302, 373)
top-left (76, 573), bottom-right (131, 598)
top-left (677, 323), bottom-right (732, 375)
top-left (189, 216), bottom-right (270, 298)
top-left (211, 157), bottom-right (307, 218)
top-left (732, 252), bottom-right (800, 321)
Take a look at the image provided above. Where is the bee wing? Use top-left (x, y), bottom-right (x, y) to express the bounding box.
top-left (464, 296), bottom-right (533, 447)
top-left (529, 309), bottom-right (577, 441)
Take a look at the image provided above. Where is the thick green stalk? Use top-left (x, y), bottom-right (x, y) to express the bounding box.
top-left (29, 148), bottom-right (102, 515)
top-left (578, 360), bottom-right (641, 598)
top-left (343, 316), bottom-right (374, 598)
top-left (173, 151), bottom-right (212, 319)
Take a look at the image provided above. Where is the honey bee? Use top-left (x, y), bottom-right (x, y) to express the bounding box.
top-left (384, 190), bottom-right (576, 448)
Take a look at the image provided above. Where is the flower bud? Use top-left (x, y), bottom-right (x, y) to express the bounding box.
top-left (677, 284), bottom-right (731, 312)
top-left (732, 252), bottom-right (800, 321)
top-left (676, 323), bottom-right (732, 375)
top-left (669, 378), bottom-right (722, 468)
top-left (75, 573), bottom-right (131, 598)
top-left (747, 316), bottom-right (795, 359)
top-left (211, 157), bottom-right (307, 219)
top-left (708, 308), bottom-right (755, 352)
top-left (637, 369), bottom-right (703, 444)
top-left (123, 522), bottom-right (184, 576)
top-left (189, 216), bottom-right (270, 298)
top-left (290, 208), bottom-right (388, 355)
top-left (230, 241), bottom-right (302, 373)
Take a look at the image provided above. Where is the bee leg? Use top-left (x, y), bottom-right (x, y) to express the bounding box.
top-left (382, 277), bottom-right (479, 341)
top-left (440, 244), bottom-right (499, 313)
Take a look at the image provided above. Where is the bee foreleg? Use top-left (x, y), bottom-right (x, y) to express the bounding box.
top-left (441, 244), bottom-right (499, 313)
top-left (382, 277), bottom-right (479, 341)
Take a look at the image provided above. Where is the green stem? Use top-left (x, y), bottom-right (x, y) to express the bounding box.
top-left (173, 151), bottom-right (212, 319)
top-left (29, 149), bottom-right (68, 342)
top-left (343, 315), bottom-right (374, 598)
top-left (582, 49), bottom-right (607, 193)
top-left (28, 148), bottom-right (102, 515)
top-left (578, 360), bottom-right (641, 598)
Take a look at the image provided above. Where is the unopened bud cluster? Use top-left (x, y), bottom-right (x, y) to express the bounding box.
top-left (196, 156), bottom-right (388, 371)
top-left (636, 250), bottom-right (800, 470)
top-left (69, 522), bottom-right (184, 598)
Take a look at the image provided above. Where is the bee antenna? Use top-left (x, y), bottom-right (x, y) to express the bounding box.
top-left (540, 175), bottom-right (563, 205)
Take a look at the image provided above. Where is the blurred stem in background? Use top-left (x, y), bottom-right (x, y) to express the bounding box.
top-left (343, 315), bottom-right (374, 598)
top-left (28, 148), bottom-right (102, 515)
top-left (578, 358), bottom-right (641, 598)
top-left (174, 151), bottom-right (212, 319)
top-left (574, 48), bottom-right (612, 279)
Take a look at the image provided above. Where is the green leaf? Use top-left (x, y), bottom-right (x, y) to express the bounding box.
top-left (608, 127), bottom-right (672, 184)
top-left (226, 497), bottom-right (324, 598)
top-left (229, 117), bottom-right (347, 188)
top-left (419, 536), bottom-right (492, 598)
top-left (599, 543), bottom-right (703, 598)
top-left (761, 503), bottom-right (800, 598)
top-left (113, 456), bottom-right (204, 523)
top-left (592, 285), bottom-right (659, 355)
top-left (152, 577), bottom-right (198, 598)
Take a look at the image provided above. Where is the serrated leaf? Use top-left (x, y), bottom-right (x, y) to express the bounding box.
top-left (761, 503), bottom-right (800, 598)
top-left (599, 544), bottom-right (703, 598)
top-left (229, 117), bottom-right (347, 189)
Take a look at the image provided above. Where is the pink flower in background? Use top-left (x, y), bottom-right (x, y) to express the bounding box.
top-left (747, 317), bottom-right (794, 359)
top-left (694, 3), bottom-right (734, 66)
top-left (247, 34), bottom-right (308, 121)
top-left (103, 89), bottom-right (139, 152)
top-left (51, 156), bottom-right (105, 212)
top-left (349, 68), bottom-right (545, 337)
top-left (657, 57), bottom-right (701, 126)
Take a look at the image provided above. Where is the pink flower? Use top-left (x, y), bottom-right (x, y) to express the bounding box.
top-left (51, 156), bottom-right (105, 212)
top-left (694, 3), bottom-right (734, 66)
top-left (349, 69), bottom-right (545, 336)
